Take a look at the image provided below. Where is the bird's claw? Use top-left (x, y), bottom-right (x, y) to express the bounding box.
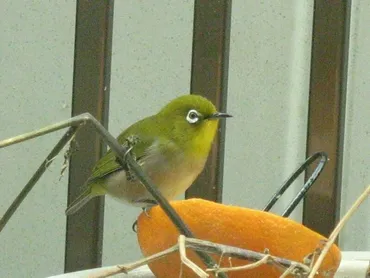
top-left (132, 220), bottom-right (138, 233)
top-left (142, 207), bottom-right (151, 217)
top-left (115, 135), bottom-right (140, 181)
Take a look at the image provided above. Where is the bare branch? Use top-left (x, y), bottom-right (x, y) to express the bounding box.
top-left (89, 236), bottom-right (310, 278)
top-left (90, 245), bottom-right (180, 278)
top-left (185, 238), bottom-right (310, 274)
top-left (308, 184), bottom-right (370, 278)
top-left (0, 126), bottom-right (80, 232)
top-left (178, 235), bottom-right (209, 277)
top-left (208, 254), bottom-right (271, 274)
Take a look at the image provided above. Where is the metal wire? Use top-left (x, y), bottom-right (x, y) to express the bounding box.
top-left (263, 152), bottom-right (328, 217)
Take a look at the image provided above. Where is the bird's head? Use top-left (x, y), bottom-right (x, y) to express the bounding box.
top-left (158, 94), bottom-right (232, 158)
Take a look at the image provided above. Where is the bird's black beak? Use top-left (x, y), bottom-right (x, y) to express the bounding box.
top-left (206, 112), bottom-right (232, 120)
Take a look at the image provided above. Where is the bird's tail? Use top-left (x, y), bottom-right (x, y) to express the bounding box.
top-left (65, 187), bottom-right (94, 216)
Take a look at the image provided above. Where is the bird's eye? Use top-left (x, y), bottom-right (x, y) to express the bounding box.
top-left (186, 109), bottom-right (200, 124)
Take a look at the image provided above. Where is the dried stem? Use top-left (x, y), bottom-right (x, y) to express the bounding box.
top-left (90, 245), bottom-right (180, 278)
top-left (0, 126), bottom-right (80, 232)
top-left (185, 238), bottom-right (310, 274)
top-left (279, 263), bottom-right (301, 278)
top-left (90, 236), bottom-right (310, 278)
top-left (178, 235), bottom-right (209, 277)
top-left (308, 184), bottom-right (370, 278)
top-left (208, 254), bottom-right (271, 273)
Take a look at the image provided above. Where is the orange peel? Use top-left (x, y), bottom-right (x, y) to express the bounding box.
top-left (137, 198), bottom-right (341, 277)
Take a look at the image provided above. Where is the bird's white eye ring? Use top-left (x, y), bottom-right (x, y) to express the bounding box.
top-left (186, 109), bottom-right (200, 124)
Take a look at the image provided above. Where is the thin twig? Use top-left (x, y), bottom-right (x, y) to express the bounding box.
top-left (0, 114), bottom-right (89, 148)
top-left (59, 134), bottom-right (78, 180)
top-left (208, 254), bottom-right (271, 273)
top-left (178, 235), bottom-right (208, 277)
top-left (308, 184), bottom-right (370, 278)
top-left (0, 126), bottom-right (80, 232)
top-left (89, 236), bottom-right (311, 278)
top-left (279, 263), bottom-right (301, 278)
top-left (90, 245), bottom-right (180, 278)
top-left (185, 238), bottom-right (310, 274)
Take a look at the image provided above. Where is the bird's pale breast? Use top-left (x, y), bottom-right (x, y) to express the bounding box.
top-left (101, 141), bottom-right (206, 207)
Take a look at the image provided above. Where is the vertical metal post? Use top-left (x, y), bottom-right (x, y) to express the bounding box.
top-left (304, 0), bottom-right (351, 237)
top-left (65, 0), bottom-right (114, 272)
top-left (186, 0), bottom-right (232, 202)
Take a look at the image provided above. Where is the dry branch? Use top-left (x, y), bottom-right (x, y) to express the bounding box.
top-left (307, 184), bottom-right (370, 278)
top-left (90, 235), bottom-right (310, 278)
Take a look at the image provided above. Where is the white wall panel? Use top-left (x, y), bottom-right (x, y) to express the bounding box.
top-left (0, 1), bottom-right (75, 277)
top-left (340, 0), bottom-right (370, 251)
top-left (224, 1), bottom-right (313, 221)
top-left (104, 0), bottom-right (194, 265)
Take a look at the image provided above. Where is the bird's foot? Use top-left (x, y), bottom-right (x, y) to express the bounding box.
top-left (132, 220), bottom-right (138, 233)
top-left (142, 207), bottom-right (151, 217)
top-left (115, 135), bottom-right (140, 181)
top-left (139, 200), bottom-right (157, 217)
top-left (123, 135), bottom-right (140, 160)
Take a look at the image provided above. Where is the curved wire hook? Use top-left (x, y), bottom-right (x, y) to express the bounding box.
top-left (263, 152), bottom-right (328, 217)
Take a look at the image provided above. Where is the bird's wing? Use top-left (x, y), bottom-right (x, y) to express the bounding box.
top-left (87, 115), bottom-right (164, 183)
top-left (87, 135), bottom-right (153, 183)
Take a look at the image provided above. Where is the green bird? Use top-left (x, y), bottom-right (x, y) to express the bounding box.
top-left (65, 94), bottom-right (231, 215)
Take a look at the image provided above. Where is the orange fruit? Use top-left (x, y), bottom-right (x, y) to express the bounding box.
top-left (137, 198), bottom-right (341, 277)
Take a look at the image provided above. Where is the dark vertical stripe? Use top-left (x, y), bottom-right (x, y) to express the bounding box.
top-left (186, 0), bottom-right (232, 202)
top-left (64, 0), bottom-right (114, 272)
top-left (304, 0), bottom-right (351, 237)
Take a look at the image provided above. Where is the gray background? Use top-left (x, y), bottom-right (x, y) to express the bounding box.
top-left (339, 0), bottom-right (370, 251)
top-left (0, 0), bottom-right (369, 277)
top-left (0, 1), bottom-right (74, 277)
